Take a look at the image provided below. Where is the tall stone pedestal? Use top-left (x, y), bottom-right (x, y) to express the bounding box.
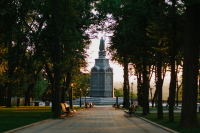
top-left (90, 50), bottom-right (113, 97)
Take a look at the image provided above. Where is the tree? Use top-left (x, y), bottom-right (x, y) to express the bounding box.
top-left (0, 0), bottom-right (34, 107)
top-left (115, 88), bottom-right (123, 97)
top-left (180, 2), bottom-right (200, 128)
top-left (52, 0), bottom-right (61, 118)
top-left (169, 0), bottom-right (178, 122)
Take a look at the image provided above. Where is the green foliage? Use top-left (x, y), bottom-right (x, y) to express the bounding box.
top-left (72, 73), bottom-right (90, 99)
top-left (176, 85), bottom-right (183, 100)
top-left (31, 72), bottom-right (48, 100)
top-left (129, 91), bottom-right (137, 99)
top-left (114, 88), bottom-right (123, 97)
top-left (114, 88), bottom-right (137, 98)
top-left (40, 84), bottom-right (52, 102)
top-left (0, 0), bottom-right (97, 107)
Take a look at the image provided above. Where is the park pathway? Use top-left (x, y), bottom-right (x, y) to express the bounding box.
top-left (16, 107), bottom-right (170, 133)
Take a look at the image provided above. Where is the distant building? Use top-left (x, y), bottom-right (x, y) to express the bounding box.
top-left (90, 37), bottom-right (113, 97)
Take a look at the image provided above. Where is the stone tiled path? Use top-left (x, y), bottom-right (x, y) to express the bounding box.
top-left (16, 107), bottom-right (170, 133)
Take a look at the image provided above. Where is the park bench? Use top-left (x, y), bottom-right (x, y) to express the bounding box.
top-left (112, 103), bottom-right (121, 109)
top-left (88, 102), bottom-right (94, 108)
top-left (64, 103), bottom-right (76, 113)
top-left (115, 103), bottom-right (121, 109)
top-left (61, 103), bottom-right (76, 116)
top-left (124, 103), bottom-right (138, 117)
top-left (84, 103), bottom-right (89, 108)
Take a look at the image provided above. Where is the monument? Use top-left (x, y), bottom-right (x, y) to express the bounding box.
top-left (90, 37), bottom-right (114, 97)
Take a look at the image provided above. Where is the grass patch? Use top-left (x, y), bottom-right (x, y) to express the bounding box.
top-left (136, 106), bottom-right (180, 111)
top-left (0, 106), bottom-right (54, 132)
top-left (0, 106), bottom-right (53, 132)
top-left (120, 106), bottom-right (180, 111)
top-left (0, 106), bottom-right (86, 132)
top-left (137, 113), bottom-right (200, 133)
top-left (73, 106), bottom-right (86, 110)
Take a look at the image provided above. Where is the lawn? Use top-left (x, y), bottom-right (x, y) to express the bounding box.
top-left (0, 106), bottom-right (84, 132)
top-left (120, 106), bottom-right (180, 111)
top-left (136, 106), bottom-right (180, 111)
top-left (137, 113), bottom-right (200, 133)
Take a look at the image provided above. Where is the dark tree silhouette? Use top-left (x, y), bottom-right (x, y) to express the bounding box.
top-left (180, 3), bottom-right (200, 128)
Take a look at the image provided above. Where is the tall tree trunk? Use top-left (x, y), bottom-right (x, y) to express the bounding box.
top-left (169, 52), bottom-right (176, 121)
top-left (199, 76), bottom-right (200, 96)
top-left (4, 91), bottom-right (7, 106)
top-left (155, 0), bottom-right (164, 120)
top-left (142, 56), bottom-right (148, 115)
top-left (61, 85), bottom-right (65, 103)
top-left (0, 91), bottom-right (5, 106)
top-left (6, 40), bottom-right (13, 107)
top-left (152, 66), bottom-right (157, 108)
top-left (6, 85), bottom-right (12, 107)
top-left (24, 64), bottom-right (43, 106)
top-left (44, 62), bottom-right (55, 111)
top-left (0, 87), bottom-right (7, 106)
top-left (24, 91), bottom-right (30, 106)
top-left (61, 77), bottom-right (66, 103)
top-left (157, 45), bottom-right (163, 119)
top-left (62, 60), bottom-right (73, 102)
top-left (147, 65), bottom-right (152, 113)
top-left (17, 97), bottom-right (20, 107)
top-left (52, 0), bottom-right (61, 118)
top-left (0, 63), bottom-right (15, 106)
top-left (169, 0), bottom-right (177, 122)
top-left (137, 73), bottom-right (143, 107)
top-left (123, 55), bottom-right (129, 108)
top-left (147, 74), bottom-right (150, 114)
top-left (180, 4), bottom-right (200, 128)
top-left (152, 89), bottom-right (157, 108)
top-left (51, 81), bottom-right (55, 112)
top-left (24, 83), bottom-right (35, 106)
top-left (65, 71), bottom-right (72, 91)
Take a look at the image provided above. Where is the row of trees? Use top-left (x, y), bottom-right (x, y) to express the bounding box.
top-left (1, 0), bottom-right (200, 128)
top-left (95, 0), bottom-right (200, 128)
top-left (0, 0), bottom-right (94, 118)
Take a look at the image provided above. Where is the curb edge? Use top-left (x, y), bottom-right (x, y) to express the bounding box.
top-left (135, 114), bottom-right (179, 133)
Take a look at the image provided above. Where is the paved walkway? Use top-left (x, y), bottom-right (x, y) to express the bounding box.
top-left (16, 107), bottom-right (170, 133)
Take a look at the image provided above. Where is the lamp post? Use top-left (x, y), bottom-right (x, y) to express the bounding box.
top-left (70, 83), bottom-right (73, 109)
top-left (131, 82), bottom-right (133, 105)
top-left (80, 88), bottom-right (82, 107)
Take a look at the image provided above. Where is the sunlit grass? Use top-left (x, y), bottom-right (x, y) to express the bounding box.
top-left (73, 106), bottom-right (86, 110)
top-left (137, 113), bottom-right (200, 133)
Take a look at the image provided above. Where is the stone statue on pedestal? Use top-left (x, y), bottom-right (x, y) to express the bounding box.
top-left (99, 37), bottom-right (105, 51)
top-left (90, 37), bottom-right (113, 98)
